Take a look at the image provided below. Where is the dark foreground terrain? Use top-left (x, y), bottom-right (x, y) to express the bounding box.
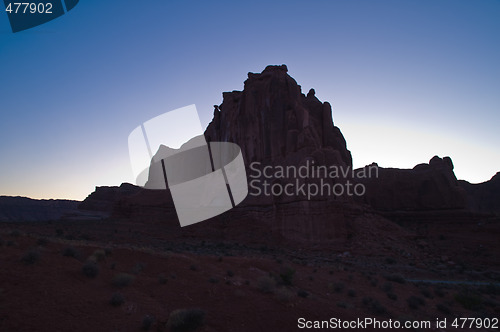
top-left (0, 211), bottom-right (498, 332)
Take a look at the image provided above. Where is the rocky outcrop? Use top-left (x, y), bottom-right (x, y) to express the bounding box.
top-left (460, 172), bottom-right (500, 214)
top-left (205, 65), bottom-right (352, 168)
top-left (78, 183), bottom-right (141, 212)
top-left (78, 65), bottom-right (499, 243)
top-left (0, 196), bottom-right (79, 222)
top-left (355, 156), bottom-right (467, 211)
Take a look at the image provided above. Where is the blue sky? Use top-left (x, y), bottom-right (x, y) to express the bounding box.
top-left (1, 0), bottom-right (499, 200)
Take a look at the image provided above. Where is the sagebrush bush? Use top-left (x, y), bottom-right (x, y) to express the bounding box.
top-left (384, 274), bottom-right (405, 284)
top-left (297, 289), bottom-right (309, 298)
top-left (257, 275), bottom-right (276, 294)
top-left (279, 267), bottom-right (295, 286)
top-left (330, 282), bottom-right (344, 293)
top-left (363, 297), bottom-right (387, 315)
top-left (141, 315), bottom-right (155, 331)
top-left (112, 273), bottom-right (135, 288)
top-left (62, 246), bottom-right (80, 258)
top-left (21, 249), bottom-right (40, 265)
top-left (132, 262), bottom-right (145, 274)
top-left (407, 295), bottom-right (425, 309)
top-left (167, 308), bottom-right (205, 332)
top-left (110, 292), bottom-right (125, 307)
top-left (159, 274), bottom-right (168, 284)
top-left (82, 262), bottom-right (99, 278)
top-left (92, 249), bottom-right (106, 262)
top-left (436, 303), bottom-right (451, 314)
top-left (455, 291), bottom-right (482, 310)
top-left (275, 287), bottom-right (294, 303)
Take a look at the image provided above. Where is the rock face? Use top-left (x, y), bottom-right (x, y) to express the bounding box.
top-left (78, 183), bottom-right (141, 212)
top-left (205, 65), bottom-right (352, 168)
top-left (78, 65), bottom-right (498, 243)
top-left (0, 196), bottom-right (79, 222)
top-left (355, 156), bottom-right (467, 211)
top-left (460, 172), bottom-right (500, 214)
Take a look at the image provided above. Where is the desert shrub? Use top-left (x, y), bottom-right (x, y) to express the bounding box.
top-left (189, 264), bottom-right (198, 271)
top-left (434, 286), bottom-right (446, 297)
top-left (110, 292), bottom-right (125, 306)
top-left (385, 257), bottom-right (396, 265)
top-left (407, 295), bottom-right (425, 309)
top-left (92, 249), bottom-right (106, 262)
top-left (79, 233), bottom-right (91, 241)
top-left (6, 240), bottom-right (16, 247)
top-left (226, 270), bottom-right (234, 277)
top-left (421, 288), bottom-right (434, 299)
top-left (455, 291), bottom-right (482, 310)
top-left (481, 283), bottom-right (499, 296)
top-left (387, 292), bottom-right (398, 301)
top-left (363, 297), bottom-right (387, 315)
top-left (279, 267), bottom-right (295, 286)
top-left (348, 289), bottom-right (356, 297)
top-left (384, 274), bottom-right (405, 284)
top-left (82, 262), bottom-right (99, 278)
top-left (0, 237), bottom-right (4, 246)
top-left (257, 275), bottom-right (276, 294)
top-left (167, 308), bottom-right (205, 332)
top-left (159, 274), bottom-right (168, 284)
top-left (297, 289), bottom-right (309, 298)
top-left (275, 287), bottom-right (294, 303)
top-left (337, 302), bottom-right (348, 308)
top-left (208, 277), bottom-right (218, 284)
top-left (370, 278), bottom-right (378, 287)
top-left (10, 229), bottom-right (21, 237)
top-left (36, 238), bottom-right (48, 246)
top-left (331, 282), bottom-right (345, 293)
top-left (55, 228), bottom-right (64, 236)
top-left (112, 273), bottom-right (134, 287)
top-left (62, 246), bottom-right (80, 258)
top-left (382, 282), bottom-right (393, 292)
top-left (132, 262), bottom-right (145, 274)
top-left (141, 315), bottom-right (155, 331)
top-left (436, 303), bottom-right (451, 314)
top-left (21, 249), bottom-right (40, 265)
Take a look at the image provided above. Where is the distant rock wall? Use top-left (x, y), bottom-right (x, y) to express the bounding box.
top-left (0, 196), bottom-right (79, 222)
top-left (355, 156), bottom-right (467, 211)
top-left (460, 172), bottom-right (500, 214)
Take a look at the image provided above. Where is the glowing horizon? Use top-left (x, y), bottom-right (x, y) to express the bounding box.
top-left (1, 0), bottom-right (499, 201)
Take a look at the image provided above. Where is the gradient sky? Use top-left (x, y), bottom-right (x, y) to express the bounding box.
top-left (1, 0), bottom-right (499, 200)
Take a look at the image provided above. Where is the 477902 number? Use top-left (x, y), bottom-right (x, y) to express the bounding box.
top-left (5, 2), bottom-right (53, 14)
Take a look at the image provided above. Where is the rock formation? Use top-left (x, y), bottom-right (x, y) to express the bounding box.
top-left (460, 172), bottom-right (500, 214)
top-left (355, 156), bottom-right (466, 211)
top-left (78, 65), bottom-right (498, 243)
top-left (0, 196), bottom-right (79, 222)
top-left (205, 65), bottom-right (352, 168)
